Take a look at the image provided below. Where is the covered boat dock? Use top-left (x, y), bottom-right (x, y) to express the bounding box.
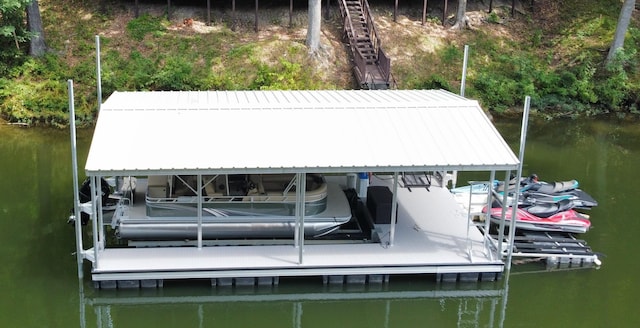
top-left (69, 89), bottom-right (522, 287)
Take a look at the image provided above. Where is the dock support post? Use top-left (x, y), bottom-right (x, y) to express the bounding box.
top-left (506, 96), bottom-right (531, 271)
top-left (496, 170), bottom-right (511, 257)
top-left (485, 170), bottom-right (496, 260)
top-left (388, 172), bottom-right (399, 246)
top-left (96, 177), bottom-right (105, 251)
top-left (295, 173), bottom-right (306, 264)
top-left (197, 174), bottom-right (203, 249)
top-left (68, 80), bottom-right (84, 280)
top-left (90, 176), bottom-right (100, 267)
top-left (95, 36), bottom-right (102, 112)
top-left (460, 45), bottom-right (469, 97)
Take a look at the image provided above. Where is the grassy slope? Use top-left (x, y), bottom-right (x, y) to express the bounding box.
top-left (1, 0), bottom-right (638, 126)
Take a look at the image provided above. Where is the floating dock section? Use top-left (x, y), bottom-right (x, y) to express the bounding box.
top-left (494, 231), bottom-right (601, 270)
top-left (68, 89), bottom-right (524, 288)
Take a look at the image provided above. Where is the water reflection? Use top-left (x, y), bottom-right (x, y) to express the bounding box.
top-left (78, 276), bottom-right (510, 328)
top-left (3, 116), bottom-right (636, 327)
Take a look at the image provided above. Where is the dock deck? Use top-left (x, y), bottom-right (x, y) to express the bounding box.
top-left (89, 176), bottom-right (502, 286)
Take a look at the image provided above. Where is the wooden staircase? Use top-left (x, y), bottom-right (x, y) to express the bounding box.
top-left (338, 0), bottom-right (393, 89)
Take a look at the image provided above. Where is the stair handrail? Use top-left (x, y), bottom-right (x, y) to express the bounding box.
top-left (378, 47), bottom-right (391, 82)
top-left (339, 0), bottom-right (369, 81)
top-left (361, 0), bottom-right (381, 61)
top-left (338, 0), bottom-right (357, 41)
top-left (361, 0), bottom-right (392, 85)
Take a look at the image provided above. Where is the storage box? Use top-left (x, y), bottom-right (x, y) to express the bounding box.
top-left (366, 186), bottom-right (394, 224)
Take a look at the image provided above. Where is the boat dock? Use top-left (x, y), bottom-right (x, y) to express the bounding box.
top-left (67, 89), bottom-right (536, 288)
top-left (89, 175), bottom-right (504, 288)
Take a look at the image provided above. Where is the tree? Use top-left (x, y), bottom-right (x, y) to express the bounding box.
top-left (26, 0), bottom-right (46, 56)
top-left (452, 0), bottom-right (469, 30)
top-left (306, 0), bottom-right (321, 53)
top-left (607, 0), bottom-right (636, 64)
top-left (0, 0), bottom-right (31, 50)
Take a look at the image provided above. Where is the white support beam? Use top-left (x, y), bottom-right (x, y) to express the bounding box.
top-left (295, 173), bottom-right (306, 264)
top-left (506, 96), bottom-right (531, 271)
top-left (389, 172), bottom-right (399, 246)
top-left (91, 176), bottom-right (100, 269)
top-left (67, 79), bottom-right (84, 280)
top-left (496, 170), bottom-right (511, 257)
top-left (97, 176), bottom-right (105, 251)
top-left (197, 174), bottom-right (203, 249)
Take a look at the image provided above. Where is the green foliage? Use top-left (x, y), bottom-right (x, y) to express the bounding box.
top-left (596, 48), bottom-right (638, 112)
top-left (0, 0), bottom-right (31, 75)
top-left (441, 45), bottom-right (462, 65)
top-left (2, 0), bottom-right (640, 125)
top-left (101, 50), bottom-right (155, 93)
top-left (0, 56), bottom-right (71, 127)
top-left (406, 74), bottom-right (453, 92)
top-left (487, 12), bottom-right (500, 24)
top-left (151, 56), bottom-right (194, 90)
top-left (126, 14), bottom-right (166, 41)
top-left (470, 52), bottom-right (599, 116)
top-left (251, 58), bottom-right (306, 90)
top-left (530, 29), bottom-right (543, 48)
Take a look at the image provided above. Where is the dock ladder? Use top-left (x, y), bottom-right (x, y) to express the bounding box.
top-left (463, 181), bottom-right (496, 263)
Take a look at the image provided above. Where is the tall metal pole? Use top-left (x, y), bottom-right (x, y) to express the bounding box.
top-left (197, 174), bottom-right (203, 249)
top-left (295, 173), bottom-right (306, 264)
top-left (460, 45), bottom-right (469, 97)
top-left (506, 96), bottom-right (530, 271)
top-left (485, 170), bottom-right (496, 260)
top-left (496, 170), bottom-right (510, 258)
top-left (68, 80), bottom-right (84, 280)
top-left (388, 172), bottom-right (399, 246)
top-left (90, 177), bottom-right (99, 267)
top-left (95, 35), bottom-right (102, 111)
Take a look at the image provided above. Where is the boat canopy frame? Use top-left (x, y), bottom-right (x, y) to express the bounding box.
top-left (70, 88), bottom-right (523, 281)
top-left (84, 89), bottom-right (520, 176)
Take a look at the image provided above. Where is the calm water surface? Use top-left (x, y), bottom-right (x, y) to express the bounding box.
top-left (1, 118), bottom-right (638, 327)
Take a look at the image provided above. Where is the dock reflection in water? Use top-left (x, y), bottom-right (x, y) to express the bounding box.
top-left (79, 276), bottom-right (510, 328)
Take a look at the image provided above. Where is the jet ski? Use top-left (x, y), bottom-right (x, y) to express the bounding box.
top-left (502, 174), bottom-right (598, 209)
top-left (484, 204), bottom-right (591, 234)
top-left (520, 198), bottom-right (576, 218)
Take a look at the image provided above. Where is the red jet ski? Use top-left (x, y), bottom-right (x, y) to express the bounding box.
top-left (485, 206), bottom-right (591, 234)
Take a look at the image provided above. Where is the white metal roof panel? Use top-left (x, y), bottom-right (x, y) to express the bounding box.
top-left (85, 90), bottom-right (519, 175)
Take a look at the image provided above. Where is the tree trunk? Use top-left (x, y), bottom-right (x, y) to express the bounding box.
top-left (606, 0), bottom-right (636, 64)
top-left (452, 0), bottom-right (469, 30)
top-left (306, 0), bottom-right (321, 53)
top-left (26, 0), bottom-right (47, 57)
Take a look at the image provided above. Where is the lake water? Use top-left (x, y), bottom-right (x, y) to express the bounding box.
top-left (1, 118), bottom-right (638, 327)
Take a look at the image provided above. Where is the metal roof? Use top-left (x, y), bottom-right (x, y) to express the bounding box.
top-left (85, 90), bottom-right (520, 175)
